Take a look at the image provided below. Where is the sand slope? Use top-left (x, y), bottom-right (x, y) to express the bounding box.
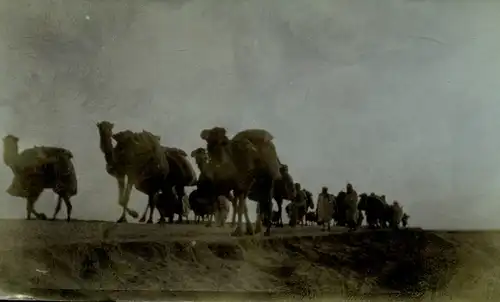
top-left (0, 219), bottom-right (497, 301)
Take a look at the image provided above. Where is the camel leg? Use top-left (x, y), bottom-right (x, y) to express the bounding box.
top-left (51, 196), bottom-right (63, 221)
top-left (277, 200), bottom-right (284, 228)
top-left (231, 200), bottom-right (237, 227)
top-left (26, 198), bottom-right (33, 220)
top-left (26, 192), bottom-right (46, 220)
top-left (206, 213), bottom-right (213, 227)
top-left (254, 192), bottom-right (268, 234)
top-left (116, 177), bottom-right (126, 222)
top-left (121, 177), bottom-right (139, 220)
top-left (243, 197), bottom-right (253, 235)
top-left (116, 177), bottom-right (127, 223)
top-left (231, 195), bottom-right (245, 237)
top-left (139, 203), bottom-right (149, 223)
top-left (215, 197), bottom-right (223, 227)
top-left (146, 194), bottom-right (155, 224)
top-left (157, 203), bottom-right (167, 225)
top-left (289, 204), bottom-right (298, 228)
top-left (62, 196), bottom-right (73, 222)
top-left (263, 182), bottom-right (274, 236)
top-left (254, 213), bottom-right (262, 234)
top-left (174, 186), bottom-right (185, 224)
top-left (118, 180), bottom-right (136, 222)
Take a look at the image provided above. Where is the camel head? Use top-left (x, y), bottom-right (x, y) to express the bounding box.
top-left (3, 134), bottom-right (19, 145)
top-left (190, 147), bottom-right (209, 165)
top-left (200, 127), bottom-right (227, 144)
top-left (2, 134), bottom-right (20, 168)
top-left (200, 127), bottom-right (230, 163)
top-left (96, 121), bottom-right (114, 136)
top-left (200, 127), bottom-right (230, 156)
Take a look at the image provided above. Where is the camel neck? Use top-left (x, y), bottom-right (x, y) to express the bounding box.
top-left (3, 142), bottom-right (19, 168)
top-left (196, 158), bottom-right (214, 180)
top-left (98, 130), bottom-right (115, 167)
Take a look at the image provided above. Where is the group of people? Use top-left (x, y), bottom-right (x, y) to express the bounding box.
top-left (285, 182), bottom-right (408, 232)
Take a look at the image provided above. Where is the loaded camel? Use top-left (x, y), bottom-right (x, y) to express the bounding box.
top-left (2, 135), bottom-right (77, 221)
top-left (358, 193), bottom-right (387, 229)
top-left (96, 121), bottom-right (170, 223)
top-left (199, 127), bottom-right (284, 236)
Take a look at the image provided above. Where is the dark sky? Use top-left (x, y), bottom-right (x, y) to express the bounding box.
top-left (0, 0), bottom-right (499, 229)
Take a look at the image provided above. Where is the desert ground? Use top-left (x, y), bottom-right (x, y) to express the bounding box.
top-left (0, 219), bottom-right (499, 301)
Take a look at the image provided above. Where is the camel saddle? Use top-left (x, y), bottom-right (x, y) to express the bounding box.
top-left (13, 147), bottom-right (61, 173)
top-left (232, 129), bottom-right (274, 145)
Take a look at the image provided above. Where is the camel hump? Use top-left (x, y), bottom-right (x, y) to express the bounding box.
top-left (132, 131), bottom-right (160, 147)
top-left (39, 146), bottom-right (74, 159)
top-left (15, 147), bottom-right (57, 170)
top-left (116, 130), bottom-right (163, 155)
top-left (112, 130), bottom-right (135, 143)
top-left (164, 148), bottom-right (197, 185)
top-left (232, 129), bottom-right (274, 145)
top-left (164, 147), bottom-right (188, 157)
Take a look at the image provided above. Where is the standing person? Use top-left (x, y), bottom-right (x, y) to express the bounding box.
top-left (344, 183), bottom-right (359, 231)
top-left (390, 200), bottom-right (404, 229)
top-left (289, 183), bottom-right (306, 227)
top-left (402, 213), bottom-right (410, 228)
top-left (317, 186), bottom-right (334, 231)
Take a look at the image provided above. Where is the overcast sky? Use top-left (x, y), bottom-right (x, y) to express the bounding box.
top-left (0, 0), bottom-right (499, 229)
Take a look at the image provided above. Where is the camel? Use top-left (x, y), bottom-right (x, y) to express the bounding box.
top-left (199, 127), bottom-right (283, 236)
top-left (2, 135), bottom-right (77, 221)
top-left (358, 193), bottom-right (387, 229)
top-left (96, 121), bottom-right (170, 223)
top-left (190, 147), bottom-right (235, 227)
top-left (139, 146), bottom-right (197, 223)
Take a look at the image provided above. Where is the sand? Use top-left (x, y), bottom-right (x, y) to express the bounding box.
top-left (0, 219), bottom-right (498, 301)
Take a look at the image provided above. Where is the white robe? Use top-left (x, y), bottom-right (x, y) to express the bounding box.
top-left (317, 193), bottom-right (333, 223)
top-left (344, 190), bottom-right (359, 224)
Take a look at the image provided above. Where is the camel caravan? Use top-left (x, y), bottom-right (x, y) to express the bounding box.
top-left (2, 122), bottom-right (410, 237)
